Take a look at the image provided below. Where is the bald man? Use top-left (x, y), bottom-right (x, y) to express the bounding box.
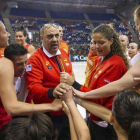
top-left (119, 35), bottom-right (130, 59)
top-left (0, 21), bottom-right (62, 129)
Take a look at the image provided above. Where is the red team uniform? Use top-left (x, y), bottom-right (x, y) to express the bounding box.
top-left (59, 40), bottom-right (69, 56)
top-left (26, 47), bottom-right (72, 139)
top-left (73, 53), bottom-right (127, 120)
top-left (84, 50), bottom-right (99, 87)
top-left (0, 55), bottom-right (12, 129)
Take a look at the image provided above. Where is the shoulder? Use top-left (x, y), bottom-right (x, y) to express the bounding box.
top-left (130, 53), bottom-right (140, 66)
top-left (106, 55), bottom-right (126, 69)
top-left (59, 48), bottom-right (68, 56)
top-left (0, 57), bottom-right (14, 74)
top-left (28, 49), bottom-right (41, 60)
top-left (28, 45), bottom-right (35, 51)
top-left (110, 55), bottom-right (124, 63)
top-left (60, 40), bottom-right (68, 46)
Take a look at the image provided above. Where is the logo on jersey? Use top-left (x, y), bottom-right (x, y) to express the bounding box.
top-left (64, 58), bottom-right (67, 62)
top-left (46, 61), bottom-right (49, 65)
top-left (66, 63), bottom-right (69, 66)
top-left (26, 64), bottom-right (32, 72)
top-left (48, 66), bottom-right (52, 69)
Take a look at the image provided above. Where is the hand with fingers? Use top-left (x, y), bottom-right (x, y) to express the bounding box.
top-left (60, 72), bottom-right (74, 85)
top-left (133, 77), bottom-right (140, 91)
top-left (51, 99), bottom-right (63, 111)
top-left (60, 88), bottom-right (73, 103)
top-left (53, 83), bottom-right (70, 98)
top-left (71, 87), bottom-right (85, 99)
top-left (134, 77), bottom-right (140, 82)
top-left (62, 101), bottom-right (70, 116)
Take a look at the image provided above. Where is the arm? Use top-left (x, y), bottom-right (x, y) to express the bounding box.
top-left (0, 58), bottom-right (62, 116)
top-left (81, 99), bottom-right (112, 123)
top-left (28, 45), bottom-right (36, 55)
top-left (61, 89), bottom-right (91, 140)
top-left (74, 60), bottom-right (140, 99)
top-left (62, 101), bottom-right (78, 140)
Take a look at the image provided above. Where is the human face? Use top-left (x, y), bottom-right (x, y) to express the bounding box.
top-left (41, 26), bottom-right (60, 55)
top-left (119, 35), bottom-right (129, 52)
top-left (58, 26), bottom-right (63, 40)
top-left (92, 33), bottom-right (113, 58)
top-left (12, 54), bottom-right (27, 77)
top-left (134, 15), bottom-right (140, 33)
top-left (128, 43), bottom-right (138, 58)
top-left (15, 31), bottom-right (27, 46)
top-left (90, 39), bottom-right (97, 55)
top-left (0, 21), bottom-right (10, 48)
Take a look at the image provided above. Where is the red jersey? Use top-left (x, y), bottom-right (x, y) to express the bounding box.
top-left (25, 44), bottom-right (30, 53)
top-left (73, 54), bottom-right (127, 121)
top-left (26, 48), bottom-right (72, 116)
top-left (59, 40), bottom-right (69, 57)
top-left (0, 47), bottom-right (5, 56)
top-left (0, 56), bottom-right (12, 129)
top-left (84, 50), bottom-right (99, 87)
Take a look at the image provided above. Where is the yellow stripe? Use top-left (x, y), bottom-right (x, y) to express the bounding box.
top-left (59, 58), bottom-right (65, 72)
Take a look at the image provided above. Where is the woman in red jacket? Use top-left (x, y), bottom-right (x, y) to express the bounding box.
top-left (60, 24), bottom-right (129, 140)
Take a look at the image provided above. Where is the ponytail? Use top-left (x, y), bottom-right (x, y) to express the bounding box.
top-left (128, 119), bottom-right (140, 140)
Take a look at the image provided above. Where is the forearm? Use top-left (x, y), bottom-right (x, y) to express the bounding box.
top-left (6, 101), bottom-right (55, 116)
top-left (67, 100), bottom-right (90, 140)
top-left (67, 113), bottom-right (78, 140)
top-left (84, 76), bottom-right (139, 99)
top-left (29, 85), bottom-right (55, 101)
top-left (81, 100), bottom-right (112, 123)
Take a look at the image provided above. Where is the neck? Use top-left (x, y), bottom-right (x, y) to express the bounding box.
top-left (23, 42), bottom-right (27, 47)
top-left (124, 47), bottom-right (127, 54)
top-left (114, 125), bottom-right (128, 140)
top-left (117, 133), bottom-right (127, 140)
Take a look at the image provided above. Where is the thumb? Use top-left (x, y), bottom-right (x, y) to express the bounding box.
top-left (60, 72), bottom-right (66, 74)
top-left (134, 77), bottom-right (140, 81)
top-left (62, 101), bottom-right (66, 108)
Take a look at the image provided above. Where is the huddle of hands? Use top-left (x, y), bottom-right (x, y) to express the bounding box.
top-left (51, 72), bottom-right (80, 114)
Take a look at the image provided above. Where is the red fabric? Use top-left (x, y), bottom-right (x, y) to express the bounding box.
top-left (25, 44), bottom-right (30, 53)
top-left (79, 55), bottom-right (127, 121)
top-left (0, 55), bottom-right (12, 129)
top-left (84, 51), bottom-right (99, 87)
top-left (26, 48), bottom-right (72, 116)
top-left (59, 40), bottom-right (70, 57)
top-left (0, 100), bottom-right (12, 129)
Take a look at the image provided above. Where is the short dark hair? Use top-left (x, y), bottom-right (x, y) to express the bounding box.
top-left (112, 90), bottom-right (140, 140)
top-left (4, 43), bottom-right (27, 61)
top-left (0, 113), bottom-right (57, 140)
top-left (15, 26), bottom-right (27, 36)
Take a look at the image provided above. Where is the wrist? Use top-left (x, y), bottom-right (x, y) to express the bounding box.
top-left (66, 100), bottom-right (75, 106)
top-left (70, 79), bottom-right (74, 86)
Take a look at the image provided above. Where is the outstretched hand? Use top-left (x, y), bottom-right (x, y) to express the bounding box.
top-left (133, 77), bottom-right (140, 91)
top-left (51, 99), bottom-right (63, 111)
top-left (62, 101), bottom-right (70, 116)
top-left (60, 88), bottom-right (73, 103)
top-left (72, 87), bottom-right (85, 99)
top-left (53, 83), bottom-right (70, 98)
